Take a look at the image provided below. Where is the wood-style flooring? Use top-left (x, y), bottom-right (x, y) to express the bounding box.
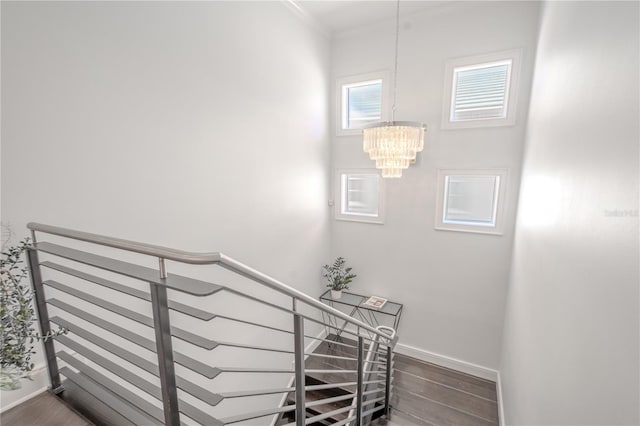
top-left (1, 391), bottom-right (91, 426)
top-left (385, 354), bottom-right (499, 426)
top-left (308, 335), bottom-right (499, 426)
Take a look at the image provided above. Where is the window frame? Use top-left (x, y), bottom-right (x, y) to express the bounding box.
top-left (335, 169), bottom-right (386, 224)
top-left (435, 169), bottom-right (508, 235)
top-left (441, 49), bottom-right (522, 129)
top-left (336, 71), bottom-right (390, 136)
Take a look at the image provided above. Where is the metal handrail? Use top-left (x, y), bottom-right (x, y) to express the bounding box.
top-left (27, 222), bottom-right (398, 425)
top-left (27, 222), bottom-right (391, 341)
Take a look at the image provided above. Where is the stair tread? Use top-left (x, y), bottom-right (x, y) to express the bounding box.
top-left (391, 387), bottom-right (497, 426)
top-left (305, 369), bottom-right (357, 394)
top-left (287, 390), bottom-right (351, 421)
top-left (393, 354), bottom-right (496, 400)
top-left (392, 369), bottom-right (498, 422)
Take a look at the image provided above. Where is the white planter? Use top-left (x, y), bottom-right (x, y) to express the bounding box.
top-left (331, 289), bottom-right (342, 300)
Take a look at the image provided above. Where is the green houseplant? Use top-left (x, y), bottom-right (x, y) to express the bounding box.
top-left (322, 257), bottom-right (356, 300)
top-left (0, 238), bottom-right (65, 390)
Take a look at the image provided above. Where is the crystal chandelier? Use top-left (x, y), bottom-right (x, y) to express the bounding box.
top-left (363, 0), bottom-right (426, 178)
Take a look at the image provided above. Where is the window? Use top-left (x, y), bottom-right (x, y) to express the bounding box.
top-left (335, 170), bottom-right (385, 224)
top-left (451, 60), bottom-right (511, 121)
top-left (435, 169), bottom-right (508, 234)
top-left (337, 72), bottom-right (389, 136)
top-left (344, 80), bottom-right (382, 129)
top-left (442, 49), bottom-right (521, 129)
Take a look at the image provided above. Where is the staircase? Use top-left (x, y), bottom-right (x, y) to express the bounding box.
top-left (25, 223), bottom-right (398, 426)
top-left (278, 335), bottom-right (389, 425)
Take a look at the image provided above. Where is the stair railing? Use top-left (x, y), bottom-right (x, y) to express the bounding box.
top-left (25, 222), bottom-right (398, 426)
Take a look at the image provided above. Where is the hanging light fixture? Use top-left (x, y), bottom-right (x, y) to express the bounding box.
top-left (363, 0), bottom-right (426, 178)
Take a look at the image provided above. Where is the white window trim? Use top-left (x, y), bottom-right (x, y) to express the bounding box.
top-left (435, 168), bottom-right (508, 235)
top-left (441, 49), bottom-right (522, 129)
top-left (335, 168), bottom-right (385, 225)
top-left (336, 71), bottom-right (390, 137)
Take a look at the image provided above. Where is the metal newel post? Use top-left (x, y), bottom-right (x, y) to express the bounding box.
top-left (293, 301), bottom-right (306, 426)
top-left (385, 345), bottom-right (392, 417)
top-left (356, 335), bottom-right (364, 426)
top-left (26, 246), bottom-right (63, 393)
top-left (151, 259), bottom-right (180, 426)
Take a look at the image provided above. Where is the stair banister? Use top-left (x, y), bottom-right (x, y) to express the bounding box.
top-left (25, 222), bottom-right (397, 425)
top-left (27, 222), bottom-right (391, 343)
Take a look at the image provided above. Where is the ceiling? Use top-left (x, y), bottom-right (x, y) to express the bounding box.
top-left (293, 1), bottom-right (447, 34)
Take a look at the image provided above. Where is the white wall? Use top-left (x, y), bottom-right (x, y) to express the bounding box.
top-left (1, 0), bottom-right (330, 413)
top-left (499, 2), bottom-right (639, 424)
top-left (330, 1), bottom-right (540, 371)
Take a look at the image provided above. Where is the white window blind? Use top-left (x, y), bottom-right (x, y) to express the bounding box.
top-left (343, 80), bottom-right (382, 129)
top-left (341, 173), bottom-right (380, 216)
top-left (443, 175), bottom-right (500, 226)
top-left (451, 60), bottom-right (512, 122)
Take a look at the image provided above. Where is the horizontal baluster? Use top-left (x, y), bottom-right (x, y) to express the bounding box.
top-left (35, 242), bottom-right (220, 296)
top-left (59, 364), bottom-right (165, 423)
top-left (51, 317), bottom-right (223, 405)
top-left (223, 288), bottom-right (386, 342)
top-left (48, 300), bottom-right (219, 378)
top-left (47, 280), bottom-right (300, 355)
top-left (362, 396), bottom-right (385, 407)
top-left (59, 366), bottom-right (157, 425)
top-left (282, 414), bottom-right (358, 426)
top-left (57, 350), bottom-right (220, 425)
top-left (304, 404), bottom-right (355, 425)
top-left (42, 261), bottom-right (215, 320)
top-left (324, 416), bottom-right (357, 426)
top-left (45, 280), bottom-right (218, 350)
top-left (362, 404), bottom-right (385, 418)
top-left (219, 404), bottom-right (297, 425)
top-left (220, 379), bottom-right (384, 399)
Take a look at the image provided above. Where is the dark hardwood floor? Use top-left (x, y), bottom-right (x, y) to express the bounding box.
top-left (1, 391), bottom-right (91, 426)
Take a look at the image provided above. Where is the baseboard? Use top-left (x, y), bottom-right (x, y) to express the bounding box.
top-left (496, 371), bottom-right (505, 426)
top-left (394, 342), bottom-right (498, 382)
top-left (0, 365), bottom-right (48, 413)
top-left (0, 350), bottom-right (85, 414)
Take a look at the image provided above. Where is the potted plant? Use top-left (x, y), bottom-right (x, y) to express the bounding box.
top-left (1, 237), bottom-right (65, 390)
top-left (322, 257), bottom-right (356, 300)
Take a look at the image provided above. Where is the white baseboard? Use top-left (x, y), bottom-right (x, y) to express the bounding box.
top-left (394, 342), bottom-right (498, 382)
top-left (496, 371), bottom-right (505, 426)
top-left (0, 365), bottom-right (48, 413)
top-left (0, 386), bottom-right (48, 413)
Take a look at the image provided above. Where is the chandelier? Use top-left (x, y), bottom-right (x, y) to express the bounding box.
top-left (363, 0), bottom-right (426, 178)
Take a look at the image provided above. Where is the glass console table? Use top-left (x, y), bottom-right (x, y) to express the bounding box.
top-left (319, 290), bottom-right (403, 339)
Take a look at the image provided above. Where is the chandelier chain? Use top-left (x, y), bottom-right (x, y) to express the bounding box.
top-left (392, 0), bottom-right (400, 122)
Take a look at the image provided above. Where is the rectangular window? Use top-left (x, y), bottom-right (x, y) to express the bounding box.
top-left (342, 173), bottom-right (380, 216)
top-left (336, 72), bottom-right (389, 136)
top-left (335, 170), bottom-right (385, 224)
top-left (444, 175), bottom-right (500, 226)
top-left (344, 80), bottom-right (382, 130)
top-left (435, 169), bottom-right (508, 234)
top-left (451, 60), bottom-right (511, 122)
top-left (442, 49), bottom-right (521, 129)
